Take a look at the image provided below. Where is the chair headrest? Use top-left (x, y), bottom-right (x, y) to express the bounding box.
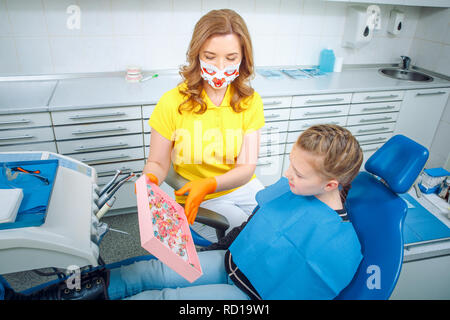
top-left (364, 135), bottom-right (429, 194)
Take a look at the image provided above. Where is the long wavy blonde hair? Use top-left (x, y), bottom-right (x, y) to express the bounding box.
top-left (178, 9), bottom-right (255, 114)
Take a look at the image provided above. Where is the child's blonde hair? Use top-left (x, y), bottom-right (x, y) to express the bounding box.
top-left (296, 124), bottom-right (363, 202)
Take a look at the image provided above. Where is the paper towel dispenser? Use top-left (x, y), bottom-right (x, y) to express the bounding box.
top-left (342, 5), bottom-right (381, 49)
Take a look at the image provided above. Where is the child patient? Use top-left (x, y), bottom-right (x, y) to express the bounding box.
top-left (4, 124), bottom-right (364, 300)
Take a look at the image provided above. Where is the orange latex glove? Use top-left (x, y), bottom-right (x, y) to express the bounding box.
top-left (174, 177), bottom-right (217, 225)
top-left (135, 173), bottom-right (159, 194)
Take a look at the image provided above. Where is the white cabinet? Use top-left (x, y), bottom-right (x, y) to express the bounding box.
top-left (0, 111), bottom-right (57, 152)
top-left (394, 88), bottom-right (450, 149)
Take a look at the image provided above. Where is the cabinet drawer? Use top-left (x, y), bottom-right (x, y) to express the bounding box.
top-left (144, 133), bottom-right (151, 147)
top-left (352, 90), bottom-right (404, 103)
top-left (142, 105), bottom-right (156, 119)
top-left (288, 116), bottom-right (347, 132)
top-left (261, 131), bottom-right (287, 146)
top-left (93, 159), bottom-right (144, 178)
top-left (255, 154), bottom-right (284, 187)
top-left (264, 108), bottom-right (290, 122)
top-left (261, 121), bottom-right (289, 135)
top-left (0, 141), bottom-right (57, 153)
top-left (0, 112), bottom-right (52, 129)
top-left (290, 104), bottom-right (350, 120)
top-left (349, 101), bottom-right (401, 115)
top-left (54, 119), bottom-right (142, 140)
top-left (259, 143), bottom-right (286, 157)
top-left (356, 132), bottom-right (392, 145)
top-left (347, 112), bottom-right (398, 126)
top-left (347, 122), bottom-right (396, 136)
top-left (262, 96), bottom-right (292, 109)
top-left (292, 93), bottom-right (352, 107)
top-left (143, 119), bottom-right (151, 133)
top-left (69, 147), bottom-right (144, 165)
top-left (0, 127), bottom-right (54, 145)
top-left (57, 133), bottom-right (144, 154)
top-left (51, 106), bottom-right (141, 125)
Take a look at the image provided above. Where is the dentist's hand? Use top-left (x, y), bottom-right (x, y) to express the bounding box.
top-left (135, 173), bottom-right (159, 194)
top-left (174, 177), bottom-right (217, 225)
top-left (145, 173), bottom-right (159, 185)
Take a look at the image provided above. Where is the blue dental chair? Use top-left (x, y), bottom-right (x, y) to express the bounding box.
top-left (335, 134), bottom-right (429, 300)
top-left (0, 135), bottom-right (429, 300)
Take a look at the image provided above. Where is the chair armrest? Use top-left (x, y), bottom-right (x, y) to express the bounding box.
top-left (165, 165), bottom-right (229, 239)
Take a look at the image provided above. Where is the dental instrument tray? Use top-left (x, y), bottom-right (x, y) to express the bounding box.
top-left (135, 175), bottom-right (203, 283)
top-left (0, 159), bottom-right (58, 230)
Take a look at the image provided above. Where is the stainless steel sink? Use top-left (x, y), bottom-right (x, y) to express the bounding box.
top-left (379, 68), bottom-right (433, 82)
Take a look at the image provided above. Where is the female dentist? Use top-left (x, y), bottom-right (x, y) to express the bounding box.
top-left (143, 9), bottom-right (266, 242)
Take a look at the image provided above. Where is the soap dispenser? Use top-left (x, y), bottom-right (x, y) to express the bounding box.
top-left (388, 9), bottom-right (405, 36)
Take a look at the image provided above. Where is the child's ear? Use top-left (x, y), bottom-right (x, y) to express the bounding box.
top-left (324, 179), bottom-right (340, 191)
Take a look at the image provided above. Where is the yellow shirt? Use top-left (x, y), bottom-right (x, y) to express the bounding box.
top-left (149, 83), bottom-right (265, 203)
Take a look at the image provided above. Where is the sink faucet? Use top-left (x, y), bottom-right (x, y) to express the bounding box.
top-left (400, 56), bottom-right (411, 70)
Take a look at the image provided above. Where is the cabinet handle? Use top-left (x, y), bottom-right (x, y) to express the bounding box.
top-left (264, 100), bottom-right (282, 106)
top-left (304, 109), bottom-right (342, 116)
top-left (361, 105), bottom-right (395, 112)
top-left (257, 160), bottom-right (273, 166)
top-left (97, 167), bottom-right (132, 177)
top-left (72, 127), bottom-right (127, 135)
top-left (358, 137), bottom-right (387, 144)
top-left (74, 142), bottom-right (129, 152)
top-left (0, 119), bottom-right (31, 125)
top-left (69, 112), bottom-right (127, 120)
top-left (416, 91), bottom-right (446, 97)
top-left (265, 114), bottom-right (281, 119)
top-left (305, 98), bottom-right (344, 104)
top-left (365, 94), bottom-right (398, 100)
top-left (363, 147), bottom-right (380, 152)
top-left (357, 127), bottom-right (389, 133)
top-left (359, 116), bottom-right (393, 123)
top-left (262, 126), bottom-right (281, 132)
top-left (301, 121), bottom-right (340, 128)
top-left (81, 154), bottom-right (130, 163)
top-left (0, 134), bottom-right (34, 141)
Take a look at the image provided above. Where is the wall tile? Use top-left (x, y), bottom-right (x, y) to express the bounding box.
top-left (0, 0), bottom-right (12, 36)
top-left (111, 0), bottom-right (144, 36)
top-left (7, 0), bottom-right (47, 36)
top-left (415, 7), bottom-right (448, 43)
top-left (296, 35), bottom-right (321, 65)
top-left (143, 0), bottom-right (173, 36)
top-left (0, 37), bottom-right (19, 74)
top-left (299, 0), bottom-right (325, 36)
top-left (15, 37), bottom-right (53, 74)
top-left (43, 0), bottom-right (81, 36)
top-left (114, 36), bottom-right (146, 72)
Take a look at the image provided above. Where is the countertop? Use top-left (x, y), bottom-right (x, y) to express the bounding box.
top-left (1, 66), bottom-right (449, 115)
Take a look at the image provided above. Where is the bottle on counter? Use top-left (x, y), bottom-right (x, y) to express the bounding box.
top-left (318, 48), bottom-right (335, 73)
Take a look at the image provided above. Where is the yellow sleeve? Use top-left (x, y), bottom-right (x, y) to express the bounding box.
top-left (148, 90), bottom-right (177, 141)
top-left (243, 91), bottom-right (265, 134)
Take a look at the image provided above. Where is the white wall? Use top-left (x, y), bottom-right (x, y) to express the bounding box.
top-left (410, 7), bottom-right (450, 170)
top-left (0, 0), bottom-right (423, 75)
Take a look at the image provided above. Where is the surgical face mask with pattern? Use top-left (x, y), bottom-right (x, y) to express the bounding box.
top-left (199, 59), bottom-right (241, 89)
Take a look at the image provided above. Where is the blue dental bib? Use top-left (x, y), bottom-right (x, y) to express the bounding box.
top-left (229, 178), bottom-right (363, 300)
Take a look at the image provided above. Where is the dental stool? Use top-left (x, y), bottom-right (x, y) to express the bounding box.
top-left (335, 134), bottom-right (429, 300)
